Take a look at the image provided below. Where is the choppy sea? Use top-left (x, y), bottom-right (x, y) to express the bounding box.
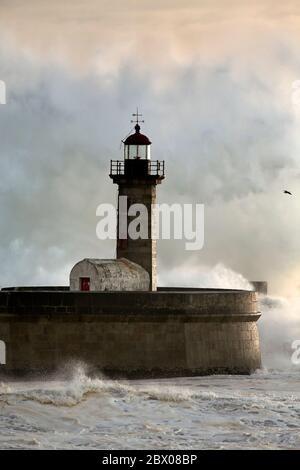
top-left (0, 295), bottom-right (299, 450)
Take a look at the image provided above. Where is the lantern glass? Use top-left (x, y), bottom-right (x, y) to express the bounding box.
top-left (125, 145), bottom-right (150, 160)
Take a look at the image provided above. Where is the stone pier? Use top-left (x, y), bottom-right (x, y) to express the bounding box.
top-left (0, 288), bottom-right (261, 377)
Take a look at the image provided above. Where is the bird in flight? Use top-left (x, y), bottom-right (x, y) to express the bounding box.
top-left (283, 190), bottom-right (292, 195)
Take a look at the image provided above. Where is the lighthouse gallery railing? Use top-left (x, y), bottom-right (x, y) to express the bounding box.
top-left (110, 160), bottom-right (165, 177)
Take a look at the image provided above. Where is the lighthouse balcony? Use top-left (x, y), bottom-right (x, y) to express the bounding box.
top-left (110, 159), bottom-right (165, 179)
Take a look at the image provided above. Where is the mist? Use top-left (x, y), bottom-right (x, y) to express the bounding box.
top-left (259, 295), bottom-right (300, 369)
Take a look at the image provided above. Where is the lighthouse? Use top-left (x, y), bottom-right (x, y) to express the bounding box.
top-left (2, 111), bottom-right (262, 378)
top-left (110, 111), bottom-right (165, 290)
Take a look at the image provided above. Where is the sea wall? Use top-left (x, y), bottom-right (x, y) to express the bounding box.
top-left (0, 289), bottom-right (261, 377)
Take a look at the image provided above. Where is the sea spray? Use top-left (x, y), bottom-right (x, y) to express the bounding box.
top-left (0, 365), bottom-right (217, 407)
top-left (158, 263), bottom-right (253, 290)
top-left (259, 295), bottom-right (300, 369)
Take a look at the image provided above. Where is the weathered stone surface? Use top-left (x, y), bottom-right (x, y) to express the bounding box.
top-left (117, 182), bottom-right (159, 291)
top-left (0, 289), bottom-right (261, 377)
top-left (69, 258), bottom-right (149, 291)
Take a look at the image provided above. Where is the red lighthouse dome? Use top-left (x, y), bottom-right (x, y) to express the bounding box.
top-left (124, 124), bottom-right (152, 146)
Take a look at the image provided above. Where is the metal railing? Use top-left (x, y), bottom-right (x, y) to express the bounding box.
top-left (110, 160), bottom-right (124, 175)
top-left (110, 160), bottom-right (165, 177)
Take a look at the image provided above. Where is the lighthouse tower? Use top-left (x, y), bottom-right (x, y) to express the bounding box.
top-left (110, 111), bottom-right (165, 290)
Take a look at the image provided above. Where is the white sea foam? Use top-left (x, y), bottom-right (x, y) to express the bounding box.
top-left (0, 367), bottom-right (299, 450)
top-left (0, 366), bottom-right (218, 407)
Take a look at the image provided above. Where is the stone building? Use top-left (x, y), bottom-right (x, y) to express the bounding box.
top-left (70, 258), bottom-right (149, 291)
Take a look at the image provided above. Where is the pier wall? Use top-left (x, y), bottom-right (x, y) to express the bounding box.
top-left (0, 289), bottom-right (261, 377)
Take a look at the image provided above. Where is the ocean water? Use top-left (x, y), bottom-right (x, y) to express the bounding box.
top-left (0, 368), bottom-right (299, 450)
top-left (0, 295), bottom-right (299, 450)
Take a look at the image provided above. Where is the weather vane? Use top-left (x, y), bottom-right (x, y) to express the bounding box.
top-left (131, 108), bottom-right (144, 125)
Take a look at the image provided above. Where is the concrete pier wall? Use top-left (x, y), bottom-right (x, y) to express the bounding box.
top-left (0, 289), bottom-right (261, 377)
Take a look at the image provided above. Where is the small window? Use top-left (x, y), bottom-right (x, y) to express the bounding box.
top-left (80, 277), bottom-right (90, 291)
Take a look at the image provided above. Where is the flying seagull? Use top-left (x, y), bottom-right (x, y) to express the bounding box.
top-left (284, 190), bottom-right (292, 195)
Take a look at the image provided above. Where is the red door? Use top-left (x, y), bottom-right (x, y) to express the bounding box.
top-left (80, 277), bottom-right (90, 291)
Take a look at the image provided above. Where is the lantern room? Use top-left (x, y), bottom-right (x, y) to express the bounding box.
top-left (123, 123), bottom-right (151, 160)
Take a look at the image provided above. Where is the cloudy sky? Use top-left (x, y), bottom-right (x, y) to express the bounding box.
top-left (1, 0), bottom-right (300, 294)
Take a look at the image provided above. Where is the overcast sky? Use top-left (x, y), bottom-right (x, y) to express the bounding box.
top-left (1, 1), bottom-right (300, 294)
